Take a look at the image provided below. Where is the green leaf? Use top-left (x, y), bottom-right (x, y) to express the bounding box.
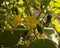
top-left (0, 29), bottom-right (2, 45)
top-left (0, 0), bottom-right (3, 4)
top-left (49, 0), bottom-right (60, 14)
top-left (28, 39), bottom-right (56, 48)
top-left (40, 0), bottom-right (51, 6)
top-left (43, 27), bottom-right (55, 38)
top-left (17, 25), bottom-right (25, 28)
top-left (51, 18), bottom-right (60, 32)
top-left (16, 45), bottom-right (27, 48)
top-left (0, 28), bottom-right (28, 48)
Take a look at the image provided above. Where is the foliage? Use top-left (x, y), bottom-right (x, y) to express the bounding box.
top-left (50, 0), bottom-right (60, 14)
top-left (28, 39), bottom-right (56, 48)
top-left (0, 0), bottom-right (60, 48)
top-left (51, 18), bottom-right (60, 32)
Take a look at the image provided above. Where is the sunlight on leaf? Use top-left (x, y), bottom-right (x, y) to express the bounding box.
top-left (17, 7), bottom-right (23, 13)
top-left (49, 0), bottom-right (60, 14)
top-left (54, 9), bottom-right (60, 14)
top-left (54, 0), bottom-right (60, 3)
top-left (23, 13), bottom-right (27, 18)
top-left (51, 18), bottom-right (60, 32)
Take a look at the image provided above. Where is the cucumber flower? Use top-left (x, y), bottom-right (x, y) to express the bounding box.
top-left (25, 16), bottom-right (39, 28)
top-left (11, 14), bottom-right (22, 27)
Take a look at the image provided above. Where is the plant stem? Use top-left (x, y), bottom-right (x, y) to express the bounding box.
top-left (37, 10), bottom-right (42, 19)
top-left (23, 0), bottom-right (32, 16)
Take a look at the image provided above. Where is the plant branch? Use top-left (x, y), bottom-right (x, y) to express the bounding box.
top-left (23, 0), bottom-right (32, 16)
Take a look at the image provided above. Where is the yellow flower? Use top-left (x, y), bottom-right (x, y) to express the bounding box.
top-left (11, 14), bottom-right (22, 27)
top-left (25, 16), bottom-right (38, 28)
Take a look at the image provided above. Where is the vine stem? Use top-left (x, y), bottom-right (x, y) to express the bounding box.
top-left (23, 0), bottom-right (32, 16)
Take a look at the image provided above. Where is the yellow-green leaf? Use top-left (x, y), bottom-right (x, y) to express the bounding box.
top-left (51, 18), bottom-right (60, 32)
